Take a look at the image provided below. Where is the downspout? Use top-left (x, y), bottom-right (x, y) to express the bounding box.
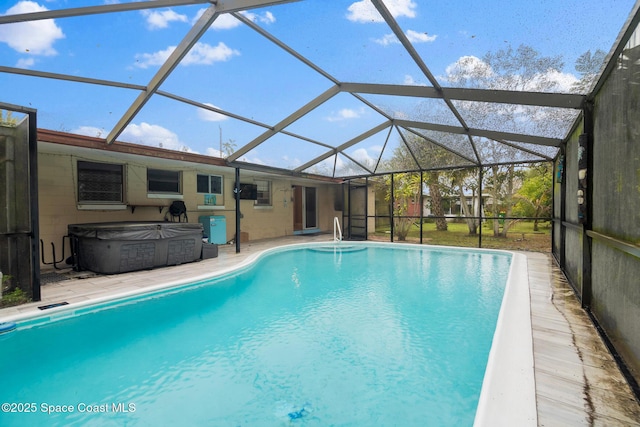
top-left (235, 167), bottom-right (241, 254)
top-left (365, 177), bottom-right (369, 239)
top-left (347, 179), bottom-right (352, 239)
top-left (29, 111), bottom-right (41, 301)
top-left (580, 102), bottom-right (595, 309)
top-left (420, 170), bottom-right (424, 244)
top-left (478, 167), bottom-right (483, 249)
top-left (390, 173), bottom-right (394, 242)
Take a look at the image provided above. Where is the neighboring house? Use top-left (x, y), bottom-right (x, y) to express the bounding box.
top-left (422, 194), bottom-right (489, 218)
top-left (37, 130), bottom-right (342, 268)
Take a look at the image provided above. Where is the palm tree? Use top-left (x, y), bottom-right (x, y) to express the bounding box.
top-left (514, 163), bottom-right (552, 231)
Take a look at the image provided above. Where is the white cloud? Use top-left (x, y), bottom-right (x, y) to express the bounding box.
top-left (282, 155), bottom-right (302, 168)
top-left (351, 147), bottom-right (376, 165)
top-left (197, 103), bottom-right (228, 122)
top-left (72, 126), bottom-right (106, 138)
top-left (183, 42), bottom-right (239, 65)
top-left (134, 42), bottom-right (239, 68)
top-left (392, 110), bottom-right (409, 120)
top-left (369, 144), bottom-right (384, 156)
top-left (406, 30), bottom-right (436, 43)
top-left (444, 56), bottom-right (579, 93)
top-left (527, 69), bottom-right (578, 93)
top-left (347, 0), bottom-right (417, 23)
top-left (121, 122), bottom-right (196, 153)
top-left (243, 10), bottom-right (276, 25)
top-left (374, 33), bottom-right (398, 46)
top-left (309, 152), bottom-right (373, 176)
top-left (326, 108), bottom-right (364, 122)
top-left (194, 9), bottom-right (275, 30)
top-left (210, 13), bottom-right (241, 30)
top-left (238, 154), bottom-right (266, 165)
top-left (141, 9), bottom-right (188, 30)
top-left (0, 1), bottom-right (64, 56)
top-left (374, 29), bottom-right (436, 46)
top-left (403, 74), bottom-right (428, 86)
top-left (16, 57), bottom-right (35, 68)
top-left (312, 156), bottom-right (339, 175)
top-left (134, 46), bottom-right (173, 68)
top-left (205, 147), bottom-right (223, 157)
top-left (444, 55), bottom-right (495, 83)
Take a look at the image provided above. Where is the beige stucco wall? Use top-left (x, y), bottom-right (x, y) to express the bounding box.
top-left (37, 141), bottom-right (341, 267)
top-left (194, 178), bottom-right (342, 243)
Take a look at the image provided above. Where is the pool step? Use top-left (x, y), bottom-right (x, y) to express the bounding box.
top-left (308, 245), bottom-right (366, 253)
top-left (0, 322), bottom-right (17, 335)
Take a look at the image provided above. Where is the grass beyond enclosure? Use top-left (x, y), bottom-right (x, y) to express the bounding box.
top-left (370, 221), bottom-right (551, 252)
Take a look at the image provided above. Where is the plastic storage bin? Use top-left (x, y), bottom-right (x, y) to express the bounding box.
top-left (198, 215), bottom-right (227, 244)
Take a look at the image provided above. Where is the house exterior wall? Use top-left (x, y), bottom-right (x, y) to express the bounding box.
top-left (37, 138), bottom-right (340, 267)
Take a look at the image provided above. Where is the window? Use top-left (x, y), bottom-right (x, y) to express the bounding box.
top-left (77, 161), bottom-right (123, 203)
top-left (196, 174), bottom-right (223, 194)
top-left (147, 169), bottom-right (181, 194)
top-left (255, 180), bottom-right (271, 206)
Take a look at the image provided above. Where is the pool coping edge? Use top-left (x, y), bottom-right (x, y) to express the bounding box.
top-left (473, 252), bottom-right (537, 426)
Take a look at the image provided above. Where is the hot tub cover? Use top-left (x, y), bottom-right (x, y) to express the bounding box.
top-left (68, 222), bottom-right (203, 240)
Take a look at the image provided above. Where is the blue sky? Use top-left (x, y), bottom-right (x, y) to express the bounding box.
top-left (0, 0), bottom-right (636, 174)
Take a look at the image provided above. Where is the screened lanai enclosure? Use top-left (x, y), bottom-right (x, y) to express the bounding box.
top-left (1, 0), bottom-right (640, 399)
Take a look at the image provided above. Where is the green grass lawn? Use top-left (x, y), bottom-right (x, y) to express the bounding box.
top-left (369, 219), bottom-right (551, 252)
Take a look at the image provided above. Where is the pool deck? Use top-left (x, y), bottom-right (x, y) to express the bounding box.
top-left (1, 235), bottom-right (639, 426)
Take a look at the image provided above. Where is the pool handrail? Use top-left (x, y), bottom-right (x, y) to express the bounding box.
top-left (333, 217), bottom-right (342, 242)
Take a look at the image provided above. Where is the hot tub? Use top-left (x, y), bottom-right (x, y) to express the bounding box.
top-left (68, 222), bottom-right (204, 274)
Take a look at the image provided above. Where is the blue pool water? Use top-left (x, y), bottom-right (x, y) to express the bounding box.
top-left (0, 244), bottom-right (511, 426)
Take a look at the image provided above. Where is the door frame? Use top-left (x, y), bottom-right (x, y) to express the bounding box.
top-left (293, 185), bottom-right (318, 233)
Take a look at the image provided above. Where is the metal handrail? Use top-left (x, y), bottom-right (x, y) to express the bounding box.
top-left (333, 217), bottom-right (342, 242)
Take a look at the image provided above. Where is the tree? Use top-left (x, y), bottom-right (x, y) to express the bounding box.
top-left (424, 171), bottom-right (448, 231)
top-left (385, 44), bottom-right (576, 238)
top-left (389, 173), bottom-right (421, 240)
top-left (450, 168), bottom-right (480, 235)
top-left (484, 164), bottom-right (526, 237)
top-left (514, 163), bottom-right (552, 231)
top-left (572, 49), bottom-right (607, 93)
top-left (0, 110), bottom-right (18, 127)
top-left (221, 139), bottom-right (237, 158)
top-left (444, 44), bottom-right (568, 237)
top-left (398, 133), bottom-right (462, 231)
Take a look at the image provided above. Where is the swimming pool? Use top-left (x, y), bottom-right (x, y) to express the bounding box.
top-left (0, 242), bottom-right (535, 426)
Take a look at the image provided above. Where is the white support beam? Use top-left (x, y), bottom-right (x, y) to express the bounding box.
top-left (370, 0), bottom-right (440, 88)
top-left (294, 121), bottom-right (391, 173)
top-left (106, 5), bottom-right (220, 144)
top-left (400, 126), bottom-right (479, 166)
top-left (293, 150), bottom-right (336, 174)
top-left (227, 85), bottom-right (340, 162)
top-left (214, 0), bottom-right (301, 13)
top-left (444, 87), bottom-right (585, 109)
top-left (225, 160), bottom-right (340, 182)
top-left (495, 139), bottom-right (555, 161)
top-left (0, 66), bottom-right (146, 91)
top-left (0, 101), bottom-right (37, 114)
top-left (233, 12), bottom-right (338, 84)
top-left (157, 91), bottom-right (271, 130)
top-left (341, 152), bottom-right (374, 175)
top-left (0, 0), bottom-right (210, 24)
top-left (158, 90), bottom-right (336, 151)
top-left (340, 83), bottom-right (585, 109)
top-left (370, 0), bottom-right (472, 133)
top-left (396, 119), bottom-right (562, 147)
